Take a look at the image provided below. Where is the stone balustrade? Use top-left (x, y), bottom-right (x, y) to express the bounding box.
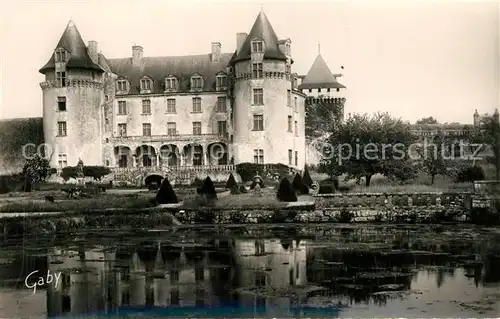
top-left (110, 133), bottom-right (229, 144)
top-left (314, 192), bottom-right (472, 210)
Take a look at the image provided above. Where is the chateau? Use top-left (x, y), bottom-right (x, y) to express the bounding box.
top-left (38, 10), bottom-right (346, 183)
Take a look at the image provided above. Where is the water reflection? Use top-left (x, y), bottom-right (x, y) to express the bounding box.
top-left (1, 225), bottom-right (500, 318)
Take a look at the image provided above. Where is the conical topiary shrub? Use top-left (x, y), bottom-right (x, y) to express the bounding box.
top-left (292, 173), bottom-right (309, 195)
top-left (276, 177), bottom-right (297, 202)
top-left (156, 177), bottom-right (178, 204)
top-left (200, 176), bottom-right (217, 199)
top-left (302, 167), bottom-right (313, 188)
top-left (225, 173), bottom-right (238, 189)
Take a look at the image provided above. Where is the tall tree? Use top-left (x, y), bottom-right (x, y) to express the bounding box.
top-left (471, 115), bottom-right (500, 180)
top-left (415, 132), bottom-right (454, 184)
top-left (22, 154), bottom-right (52, 191)
top-left (305, 96), bottom-right (345, 138)
top-left (416, 117), bottom-right (439, 125)
top-left (320, 112), bottom-right (418, 186)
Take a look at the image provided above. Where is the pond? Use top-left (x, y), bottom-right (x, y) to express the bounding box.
top-left (0, 224), bottom-right (499, 318)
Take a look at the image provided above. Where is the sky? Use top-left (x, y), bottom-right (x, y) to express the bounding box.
top-left (0, 0), bottom-right (499, 124)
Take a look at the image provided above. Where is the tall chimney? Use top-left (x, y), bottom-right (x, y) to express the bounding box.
top-left (211, 42), bottom-right (221, 62)
top-left (236, 33), bottom-right (247, 55)
top-left (132, 45), bottom-right (143, 67)
top-left (88, 41), bottom-right (98, 63)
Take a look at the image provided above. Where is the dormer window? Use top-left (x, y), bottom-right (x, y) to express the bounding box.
top-left (285, 43), bottom-right (291, 56)
top-left (216, 74), bottom-right (227, 91)
top-left (165, 76), bottom-right (178, 92)
top-left (140, 77), bottom-right (153, 93)
top-left (251, 40), bottom-right (264, 53)
top-left (116, 79), bottom-right (129, 94)
top-left (190, 75), bottom-right (204, 91)
top-left (55, 49), bottom-right (67, 62)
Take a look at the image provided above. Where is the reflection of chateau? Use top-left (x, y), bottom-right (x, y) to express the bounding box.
top-left (232, 238), bottom-right (308, 314)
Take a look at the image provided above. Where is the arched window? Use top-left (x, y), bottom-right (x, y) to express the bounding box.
top-left (190, 74), bottom-right (204, 91)
top-left (165, 75), bottom-right (178, 92)
top-left (140, 77), bottom-right (153, 93)
top-left (251, 39), bottom-right (264, 53)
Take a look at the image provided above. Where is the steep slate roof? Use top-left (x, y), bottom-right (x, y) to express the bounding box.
top-left (106, 54), bottom-right (233, 94)
top-left (231, 10), bottom-right (287, 64)
top-left (39, 21), bottom-right (104, 74)
top-left (298, 54), bottom-right (345, 90)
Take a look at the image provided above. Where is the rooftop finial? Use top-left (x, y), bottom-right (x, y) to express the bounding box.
top-left (318, 42), bottom-right (320, 55)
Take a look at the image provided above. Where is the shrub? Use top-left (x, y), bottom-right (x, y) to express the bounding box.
top-left (302, 167), bottom-right (314, 187)
top-left (155, 177), bottom-right (178, 204)
top-left (230, 184), bottom-right (240, 195)
top-left (199, 176), bottom-right (217, 199)
top-left (83, 166), bottom-right (111, 181)
top-left (455, 165), bottom-right (485, 183)
top-left (236, 163), bottom-right (290, 183)
top-left (239, 185), bottom-right (248, 193)
top-left (276, 177), bottom-right (297, 202)
top-left (249, 177), bottom-right (265, 190)
top-left (225, 173), bottom-right (238, 189)
top-left (337, 209), bottom-right (353, 223)
top-left (193, 177), bottom-right (203, 186)
top-left (292, 173), bottom-right (309, 195)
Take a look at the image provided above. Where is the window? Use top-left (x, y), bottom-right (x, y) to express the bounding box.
top-left (251, 40), bottom-right (264, 53)
top-left (142, 123), bottom-right (151, 136)
top-left (57, 154), bottom-right (67, 168)
top-left (118, 101), bottom-right (127, 115)
top-left (295, 151), bottom-right (298, 166)
top-left (337, 88), bottom-right (340, 92)
top-left (287, 90), bottom-right (291, 106)
top-left (255, 273), bottom-right (266, 286)
top-left (140, 78), bottom-right (153, 92)
top-left (253, 115), bottom-right (264, 131)
top-left (295, 121), bottom-right (298, 136)
top-left (309, 89), bottom-right (312, 93)
top-left (252, 63), bottom-right (263, 78)
top-left (318, 88), bottom-right (322, 93)
top-left (192, 145), bottom-right (202, 165)
top-left (116, 80), bottom-right (128, 92)
top-left (192, 97), bottom-right (202, 113)
top-left (166, 99), bottom-right (176, 113)
top-left (288, 149), bottom-right (293, 165)
top-left (253, 88), bottom-right (263, 105)
top-left (193, 122), bottom-right (202, 135)
top-left (216, 96), bottom-right (226, 112)
top-left (253, 149), bottom-right (264, 164)
top-left (294, 97), bottom-right (298, 112)
top-left (191, 76), bottom-right (203, 90)
top-left (327, 88), bottom-right (331, 93)
top-left (55, 49), bottom-right (66, 62)
top-left (118, 123), bottom-right (127, 137)
top-left (285, 43), bottom-right (291, 56)
top-left (286, 64), bottom-right (291, 75)
top-left (216, 74), bottom-right (227, 89)
top-left (287, 116), bottom-right (292, 132)
top-left (57, 96), bottom-right (66, 111)
top-left (142, 99), bottom-right (151, 114)
top-left (170, 270), bottom-right (179, 283)
top-left (255, 240), bottom-right (265, 255)
top-left (167, 122), bottom-right (176, 135)
top-left (195, 267), bottom-right (204, 281)
top-left (57, 121), bottom-right (67, 136)
top-left (165, 76), bottom-right (178, 91)
top-left (170, 290), bottom-right (179, 305)
top-left (56, 71), bottom-right (66, 87)
top-left (217, 121), bottom-right (227, 134)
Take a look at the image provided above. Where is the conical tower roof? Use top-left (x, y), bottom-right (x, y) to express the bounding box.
top-left (231, 10), bottom-right (287, 64)
top-left (298, 54), bottom-right (345, 90)
top-left (39, 21), bottom-right (103, 74)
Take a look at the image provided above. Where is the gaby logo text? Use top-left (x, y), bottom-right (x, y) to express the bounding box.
top-left (25, 270), bottom-right (61, 294)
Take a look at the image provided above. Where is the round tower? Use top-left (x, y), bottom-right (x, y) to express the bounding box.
top-left (230, 11), bottom-right (302, 167)
top-left (39, 21), bottom-right (105, 169)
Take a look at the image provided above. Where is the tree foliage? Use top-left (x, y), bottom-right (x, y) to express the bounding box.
top-left (320, 112), bottom-right (418, 186)
top-left (198, 176), bottom-right (217, 199)
top-left (305, 96), bottom-right (345, 138)
top-left (61, 166), bottom-right (111, 181)
top-left (225, 173), bottom-right (238, 189)
top-left (416, 117), bottom-right (439, 125)
top-left (415, 132), bottom-right (454, 184)
top-left (470, 115), bottom-right (500, 180)
top-left (291, 173), bottom-right (309, 195)
top-left (22, 154), bottom-right (52, 191)
top-left (276, 177), bottom-right (297, 202)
